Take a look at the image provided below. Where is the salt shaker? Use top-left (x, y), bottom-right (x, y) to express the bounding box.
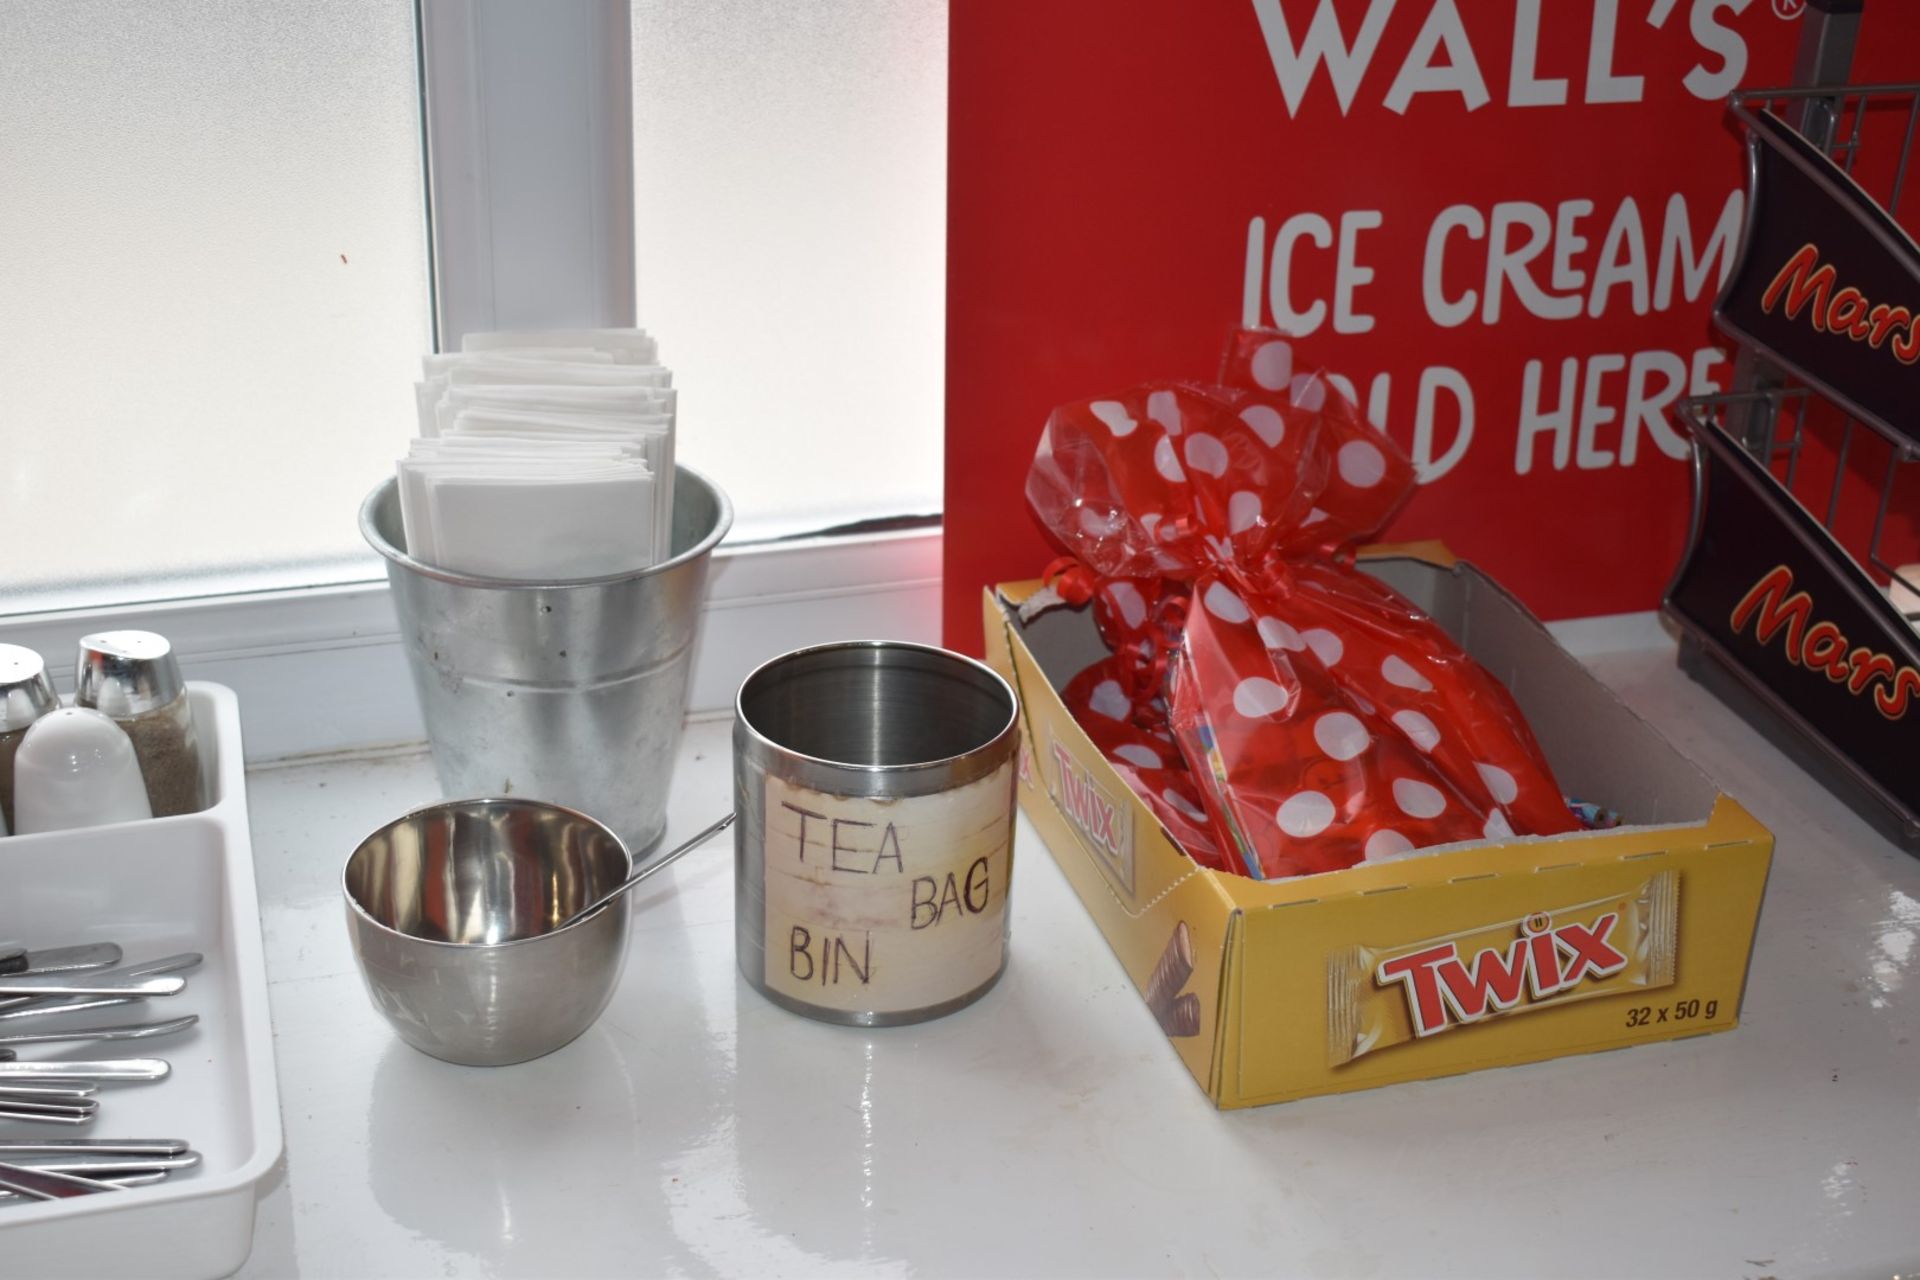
top-left (75, 631), bottom-right (204, 818)
top-left (0, 644), bottom-right (60, 835)
top-left (12, 707), bottom-right (153, 833)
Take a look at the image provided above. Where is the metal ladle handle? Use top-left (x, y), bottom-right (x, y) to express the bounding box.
top-left (568, 812), bottom-right (735, 926)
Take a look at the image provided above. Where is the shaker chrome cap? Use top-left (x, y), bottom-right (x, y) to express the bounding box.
top-left (0, 645), bottom-right (58, 733)
top-left (75, 631), bottom-right (183, 718)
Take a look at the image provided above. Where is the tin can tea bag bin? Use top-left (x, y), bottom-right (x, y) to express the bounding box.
top-left (735, 641), bottom-right (1020, 1026)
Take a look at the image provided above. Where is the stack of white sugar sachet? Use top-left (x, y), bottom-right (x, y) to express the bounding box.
top-left (398, 327), bottom-right (675, 579)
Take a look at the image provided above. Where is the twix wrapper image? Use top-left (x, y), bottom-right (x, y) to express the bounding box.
top-left (1327, 871), bottom-right (1678, 1068)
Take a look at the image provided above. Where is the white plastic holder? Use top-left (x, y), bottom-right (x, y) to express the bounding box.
top-left (0, 682), bottom-right (282, 1279)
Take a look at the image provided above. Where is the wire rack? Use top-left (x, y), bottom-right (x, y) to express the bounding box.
top-left (1719, 81), bottom-right (1920, 607)
top-left (1665, 64), bottom-right (1920, 849)
top-left (1733, 82), bottom-right (1920, 214)
top-left (1682, 385), bottom-right (1920, 610)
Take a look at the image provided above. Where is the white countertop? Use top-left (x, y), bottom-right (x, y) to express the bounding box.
top-left (232, 636), bottom-right (1920, 1280)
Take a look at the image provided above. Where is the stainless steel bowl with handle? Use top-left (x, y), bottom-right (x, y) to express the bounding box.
top-left (342, 797), bottom-right (633, 1067)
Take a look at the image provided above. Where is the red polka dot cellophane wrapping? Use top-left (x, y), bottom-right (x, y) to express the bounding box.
top-left (1027, 328), bottom-right (1580, 881)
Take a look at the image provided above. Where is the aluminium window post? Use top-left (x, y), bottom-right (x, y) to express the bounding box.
top-left (417, 0), bottom-right (636, 350)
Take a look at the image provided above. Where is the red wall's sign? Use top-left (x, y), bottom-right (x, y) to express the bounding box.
top-left (945, 0), bottom-right (1919, 649)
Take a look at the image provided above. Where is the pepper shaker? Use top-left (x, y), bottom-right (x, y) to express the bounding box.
top-left (75, 631), bottom-right (204, 818)
top-left (0, 645), bottom-right (60, 835)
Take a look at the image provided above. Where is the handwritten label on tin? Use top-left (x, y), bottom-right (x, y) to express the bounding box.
top-left (762, 762), bottom-right (1015, 1015)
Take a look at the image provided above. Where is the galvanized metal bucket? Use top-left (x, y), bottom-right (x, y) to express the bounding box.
top-left (734, 640), bottom-right (1020, 1026)
top-left (360, 466), bottom-right (732, 853)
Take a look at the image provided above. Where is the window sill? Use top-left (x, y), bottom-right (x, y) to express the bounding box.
top-left (0, 528), bottom-right (941, 762)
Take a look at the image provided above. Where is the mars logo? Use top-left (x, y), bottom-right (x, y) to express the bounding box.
top-left (1760, 243), bottom-right (1920, 366)
top-left (1730, 565), bottom-right (1920, 720)
top-left (1376, 909), bottom-right (1627, 1037)
top-left (1047, 736), bottom-right (1135, 893)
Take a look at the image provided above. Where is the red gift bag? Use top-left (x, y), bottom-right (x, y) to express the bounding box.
top-left (1030, 329), bottom-right (1578, 881)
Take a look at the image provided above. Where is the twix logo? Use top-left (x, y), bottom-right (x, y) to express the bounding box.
top-left (1760, 242), bottom-right (1920, 365)
top-left (1049, 741), bottom-right (1128, 860)
top-left (1730, 564), bottom-right (1920, 720)
top-left (1376, 910), bottom-right (1627, 1039)
top-left (1044, 736), bottom-right (1128, 898)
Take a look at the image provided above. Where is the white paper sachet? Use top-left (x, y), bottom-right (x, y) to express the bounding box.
top-left (422, 348), bottom-right (615, 377)
top-left (396, 459), bottom-right (440, 564)
top-left (414, 377), bottom-right (448, 438)
top-left (425, 469), bottom-right (657, 580)
top-left (448, 407), bottom-right (672, 437)
top-left (400, 455), bottom-right (656, 571)
top-left (396, 327), bottom-right (679, 579)
top-left (463, 327), bottom-right (660, 365)
top-left (450, 401), bottom-right (666, 439)
top-left (439, 383), bottom-right (676, 413)
top-left (412, 436), bottom-right (641, 462)
top-left (439, 390), bottom-right (677, 547)
top-left (445, 414), bottom-right (669, 511)
top-left (446, 361), bottom-right (673, 389)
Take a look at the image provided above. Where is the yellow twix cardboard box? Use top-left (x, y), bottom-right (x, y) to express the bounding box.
top-left (984, 548), bottom-right (1773, 1108)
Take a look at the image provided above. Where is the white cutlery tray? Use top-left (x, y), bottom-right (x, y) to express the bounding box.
top-left (0, 683), bottom-right (281, 1278)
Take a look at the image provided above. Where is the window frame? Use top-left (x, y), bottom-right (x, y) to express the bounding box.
top-left (0, 0), bottom-right (944, 759)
